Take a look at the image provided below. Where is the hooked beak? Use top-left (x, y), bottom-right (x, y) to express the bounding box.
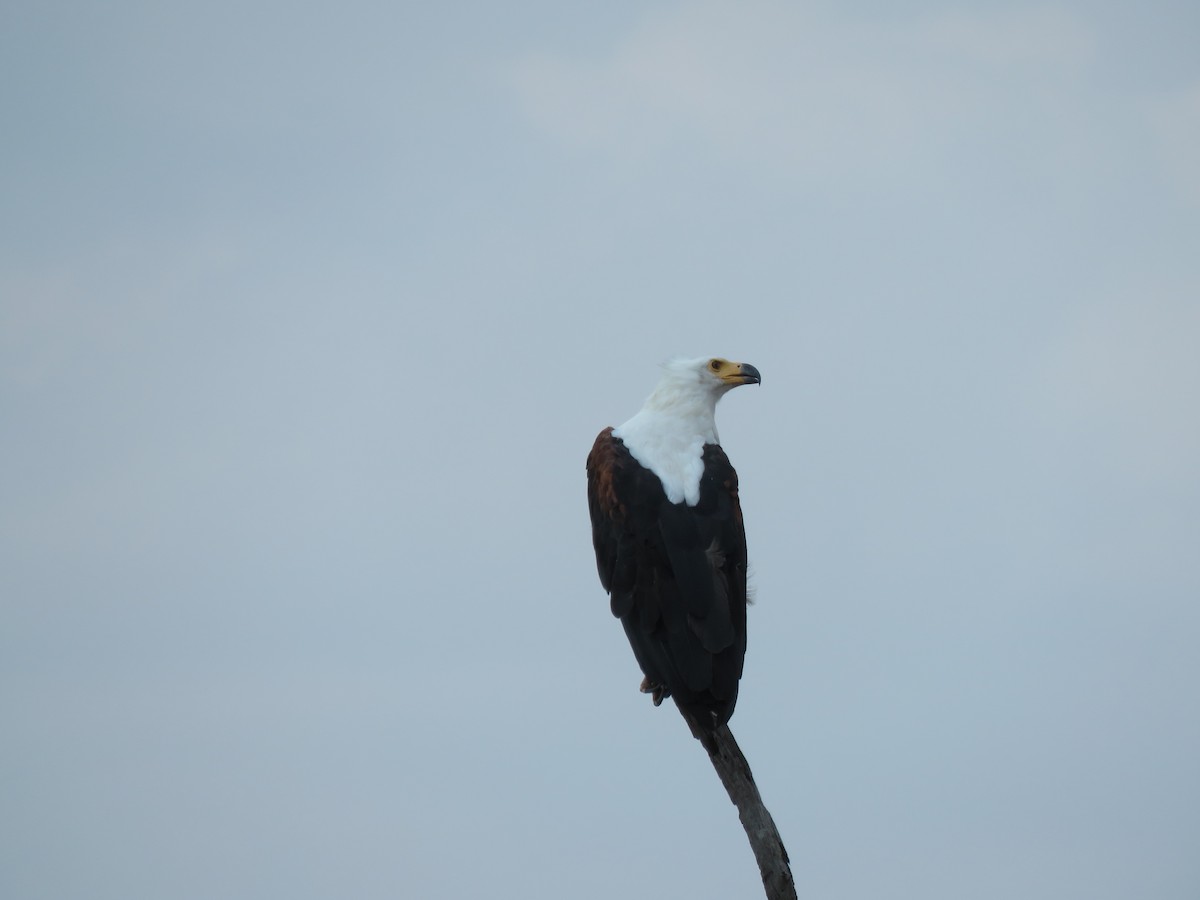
top-left (728, 362), bottom-right (761, 386)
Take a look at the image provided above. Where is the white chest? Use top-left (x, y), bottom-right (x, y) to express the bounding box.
top-left (614, 412), bottom-right (716, 507)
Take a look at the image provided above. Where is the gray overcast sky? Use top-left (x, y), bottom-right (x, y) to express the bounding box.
top-left (2, 2), bottom-right (1198, 898)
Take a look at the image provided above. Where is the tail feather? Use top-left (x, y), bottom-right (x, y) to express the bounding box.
top-left (674, 697), bottom-right (729, 753)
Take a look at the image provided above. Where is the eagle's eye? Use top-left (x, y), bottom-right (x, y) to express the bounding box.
top-left (710, 359), bottom-right (721, 371)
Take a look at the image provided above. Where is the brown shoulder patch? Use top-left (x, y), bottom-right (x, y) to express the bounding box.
top-left (587, 427), bottom-right (626, 521)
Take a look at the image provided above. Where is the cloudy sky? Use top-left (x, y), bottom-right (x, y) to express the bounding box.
top-left (3, 2), bottom-right (1198, 898)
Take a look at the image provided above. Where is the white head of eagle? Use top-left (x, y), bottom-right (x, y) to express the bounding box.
top-left (586, 356), bottom-right (760, 740)
top-left (613, 356), bottom-right (761, 506)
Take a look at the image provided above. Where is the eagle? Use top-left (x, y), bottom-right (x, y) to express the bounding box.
top-left (587, 356), bottom-right (760, 743)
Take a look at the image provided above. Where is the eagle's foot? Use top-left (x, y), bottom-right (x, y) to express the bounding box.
top-left (639, 677), bottom-right (667, 706)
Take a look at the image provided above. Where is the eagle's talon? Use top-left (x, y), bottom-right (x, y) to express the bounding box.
top-left (640, 677), bottom-right (667, 706)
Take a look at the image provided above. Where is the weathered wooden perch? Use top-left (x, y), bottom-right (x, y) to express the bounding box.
top-left (703, 724), bottom-right (797, 900)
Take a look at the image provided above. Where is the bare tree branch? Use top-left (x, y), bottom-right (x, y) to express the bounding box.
top-left (703, 725), bottom-right (797, 900)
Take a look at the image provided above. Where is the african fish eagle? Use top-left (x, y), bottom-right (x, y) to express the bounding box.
top-left (587, 356), bottom-right (760, 742)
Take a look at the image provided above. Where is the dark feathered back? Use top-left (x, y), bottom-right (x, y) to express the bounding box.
top-left (587, 427), bottom-right (749, 738)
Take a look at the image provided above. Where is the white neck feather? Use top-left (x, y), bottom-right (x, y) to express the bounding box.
top-left (612, 370), bottom-right (726, 506)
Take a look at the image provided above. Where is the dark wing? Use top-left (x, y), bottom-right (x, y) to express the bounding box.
top-left (587, 428), bottom-right (749, 733)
